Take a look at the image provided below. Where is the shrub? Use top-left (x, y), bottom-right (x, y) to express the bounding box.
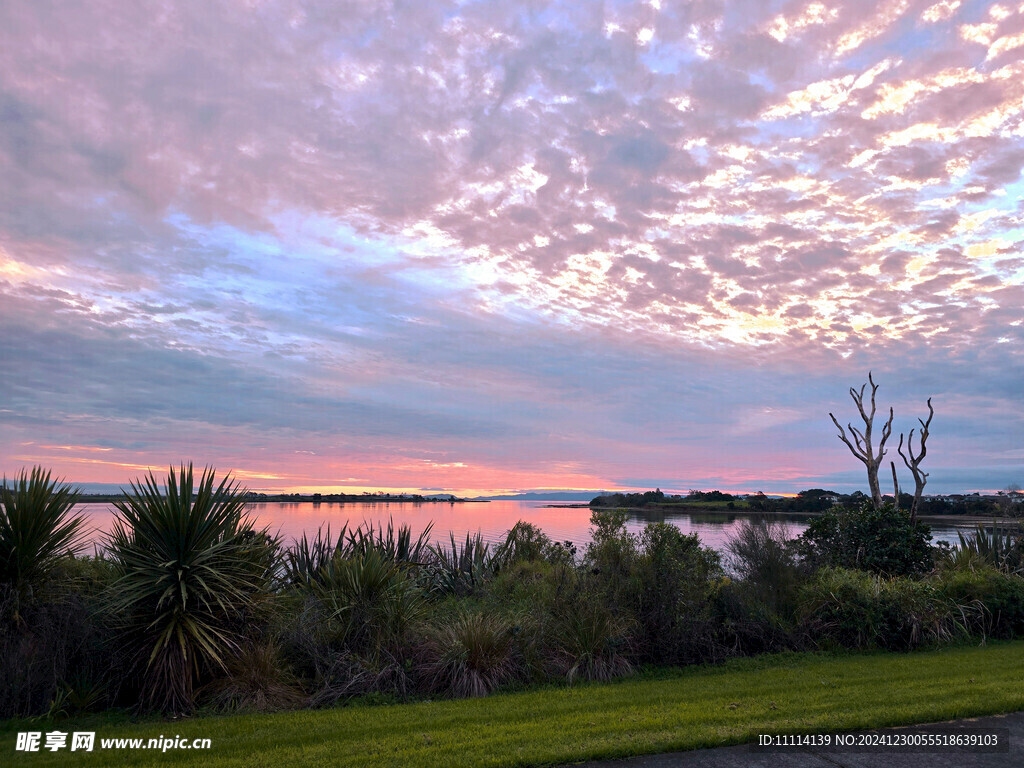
top-left (426, 532), bottom-right (497, 595)
top-left (634, 522), bottom-right (723, 664)
top-left (0, 587), bottom-right (107, 718)
top-left (582, 509), bottom-right (639, 609)
top-left (947, 521), bottom-right (1024, 576)
top-left (794, 501), bottom-right (932, 576)
top-left (310, 548), bottom-right (426, 656)
top-left (798, 567), bottom-right (978, 650)
top-left (494, 521), bottom-right (567, 567)
top-left (725, 518), bottom-right (800, 617)
top-left (713, 577), bottom-right (799, 655)
top-left (933, 567), bottom-right (1024, 638)
top-left (105, 465), bottom-right (277, 713)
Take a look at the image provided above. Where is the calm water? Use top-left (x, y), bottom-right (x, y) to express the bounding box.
top-left (77, 499), bottom-right (972, 554)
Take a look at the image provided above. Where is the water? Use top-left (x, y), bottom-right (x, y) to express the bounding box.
top-left (76, 499), bottom-right (973, 554)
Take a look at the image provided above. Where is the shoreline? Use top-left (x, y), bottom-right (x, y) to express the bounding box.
top-left (547, 503), bottom-right (1009, 526)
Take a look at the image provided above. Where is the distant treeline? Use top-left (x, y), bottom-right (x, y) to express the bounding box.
top-left (75, 492), bottom-right (470, 504)
top-left (591, 488), bottom-right (1021, 516)
top-left (244, 492), bottom-right (468, 503)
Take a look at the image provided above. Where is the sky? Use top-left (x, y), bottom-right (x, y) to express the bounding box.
top-left (1, 0), bottom-right (1022, 497)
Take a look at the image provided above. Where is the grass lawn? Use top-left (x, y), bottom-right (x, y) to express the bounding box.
top-left (4, 641), bottom-right (1024, 767)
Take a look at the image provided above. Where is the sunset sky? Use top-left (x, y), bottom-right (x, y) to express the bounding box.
top-left (1, 0), bottom-right (1022, 496)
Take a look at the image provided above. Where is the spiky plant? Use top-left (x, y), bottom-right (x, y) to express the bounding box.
top-left (105, 465), bottom-right (275, 713)
top-left (953, 521), bottom-right (1024, 575)
top-left (310, 547), bottom-right (426, 655)
top-left (0, 466), bottom-right (85, 616)
top-left (284, 524), bottom-right (350, 588)
top-left (426, 531), bottom-right (496, 595)
top-left (342, 518), bottom-right (433, 565)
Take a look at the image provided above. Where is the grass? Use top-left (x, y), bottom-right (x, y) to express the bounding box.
top-left (4, 641), bottom-right (1024, 767)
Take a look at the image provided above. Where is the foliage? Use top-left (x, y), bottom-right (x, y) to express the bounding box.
top-left (933, 566), bottom-right (1024, 638)
top-left (427, 531), bottom-right (497, 595)
top-left (283, 519), bottom-right (433, 589)
top-left (582, 509), bottom-right (639, 607)
top-left (798, 567), bottom-right (980, 650)
top-left (199, 641), bottom-right (306, 713)
top-left (634, 522), bottom-right (722, 664)
top-left (105, 465), bottom-right (277, 713)
top-left (420, 612), bottom-right (521, 697)
top-left (0, 466), bottom-right (85, 616)
top-left (794, 500), bottom-right (933, 576)
top-left (725, 518), bottom-right (800, 617)
top-left (550, 601), bottom-right (633, 683)
top-left (341, 518), bottom-right (434, 565)
top-left (308, 547), bottom-right (426, 656)
top-left (947, 521), bottom-right (1024, 576)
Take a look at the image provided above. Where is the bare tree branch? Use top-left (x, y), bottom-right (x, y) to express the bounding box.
top-left (898, 397), bottom-right (933, 523)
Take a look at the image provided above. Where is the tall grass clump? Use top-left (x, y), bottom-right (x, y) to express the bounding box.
top-left (105, 465), bottom-right (277, 713)
top-left (421, 612), bottom-right (521, 697)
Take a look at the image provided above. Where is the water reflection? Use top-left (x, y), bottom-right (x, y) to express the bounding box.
top-left (76, 499), bottom-right (971, 553)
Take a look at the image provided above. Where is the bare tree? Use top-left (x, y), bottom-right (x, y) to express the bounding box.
top-left (898, 398), bottom-right (933, 524)
top-left (829, 372), bottom-right (894, 510)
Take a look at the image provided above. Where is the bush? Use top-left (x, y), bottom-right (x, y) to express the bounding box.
top-left (946, 521), bottom-right (1024, 576)
top-left (725, 518), bottom-right (800, 617)
top-left (795, 501), bottom-right (932, 576)
top-left (199, 641), bottom-right (306, 712)
top-left (426, 532), bottom-right (497, 596)
top-left (549, 601), bottom-right (633, 683)
top-left (634, 523), bottom-right (722, 664)
top-left (582, 509), bottom-right (639, 609)
top-left (933, 567), bottom-right (1024, 638)
top-left (309, 548), bottom-right (426, 656)
top-left (798, 567), bottom-right (978, 650)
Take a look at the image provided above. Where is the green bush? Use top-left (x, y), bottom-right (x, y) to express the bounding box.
top-left (549, 600), bottom-right (633, 683)
top-left (933, 567), bottom-right (1024, 638)
top-left (798, 567), bottom-right (978, 650)
top-left (795, 501), bottom-right (932, 576)
top-left (309, 548), bottom-right (426, 656)
top-left (582, 509), bottom-right (639, 610)
top-left (725, 518), bottom-right (800, 617)
top-left (634, 522), bottom-right (722, 664)
top-left (945, 521), bottom-right (1024, 576)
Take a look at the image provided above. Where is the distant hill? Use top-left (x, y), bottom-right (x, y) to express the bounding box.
top-left (472, 491), bottom-right (610, 501)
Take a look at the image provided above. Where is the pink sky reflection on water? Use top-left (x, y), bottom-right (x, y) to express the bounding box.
top-left (76, 500), bottom-right (971, 553)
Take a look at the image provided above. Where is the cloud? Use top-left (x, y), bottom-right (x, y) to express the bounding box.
top-left (0, 0), bottom-right (1022, 493)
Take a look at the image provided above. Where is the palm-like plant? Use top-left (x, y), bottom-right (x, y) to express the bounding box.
top-left (0, 466), bottom-right (85, 615)
top-left (105, 464), bottom-right (275, 713)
